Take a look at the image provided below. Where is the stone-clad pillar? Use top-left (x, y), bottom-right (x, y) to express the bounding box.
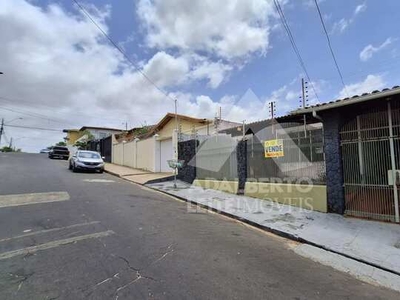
top-left (177, 140), bottom-right (198, 184)
top-left (321, 110), bottom-right (345, 214)
top-left (236, 140), bottom-right (247, 195)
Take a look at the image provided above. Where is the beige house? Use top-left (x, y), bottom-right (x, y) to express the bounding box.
top-left (112, 113), bottom-right (239, 172)
top-left (64, 126), bottom-right (122, 146)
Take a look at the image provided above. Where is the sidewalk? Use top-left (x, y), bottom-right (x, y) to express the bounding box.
top-left (104, 163), bottom-right (173, 184)
top-left (147, 180), bottom-right (400, 277)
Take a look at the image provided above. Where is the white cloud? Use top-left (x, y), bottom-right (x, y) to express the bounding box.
top-left (331, 2), bottom-right (366, 34)
top-left (359, 37), bottom-right (394, 62)
top-left (331, 18), bottom-right (349, 34)
top-left (0, 0), bottom-right (277, 152)
top-left (188, 56), bottom-right (233, 88)
top-left (0, 0), bottom-right (300, 152)
top-left (285, 90), bottom-right (298, 101)
top-left (142, 51), bottom-right (189, 87)
top-left (338, 74), bottom-right (386, 98)
top-left (354, 3), bottom-right (367, 15)
top-left (142, 52), bottom-right (233, 89)
top-left (137, 0), bottom-right (276, 59)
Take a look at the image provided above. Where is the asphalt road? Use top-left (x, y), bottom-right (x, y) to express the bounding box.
top-left (0, 152), bottom-right (399, 300)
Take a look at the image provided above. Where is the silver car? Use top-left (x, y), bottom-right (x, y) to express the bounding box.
top-left (69, 150), bottom-right (105, 173)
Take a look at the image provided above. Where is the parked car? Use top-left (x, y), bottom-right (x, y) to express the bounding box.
top-left (48, 146), bottom-right (69, 160)
top-left (40, 148), bottom-right (50, 153)
top-left (69, 150), bottom-right (104, 173)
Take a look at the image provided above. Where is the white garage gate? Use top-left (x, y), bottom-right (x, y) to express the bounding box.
top-left (160, 138), bottom-right (174, 172)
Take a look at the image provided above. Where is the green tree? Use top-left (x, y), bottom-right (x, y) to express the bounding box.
top-left (74, 140), bottom-right (87, 150)
top-left (134, 123), bottom-right (152, 136)
top-left (55, 141), bottom-right (67, 146)
top-left (0, 146), bottom-right (20, 152)
top-left (73, 130), bottom-right (95, 150)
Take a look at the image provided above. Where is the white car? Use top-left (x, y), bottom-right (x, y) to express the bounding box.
top-left (69, 150), bottom-right (105, 173)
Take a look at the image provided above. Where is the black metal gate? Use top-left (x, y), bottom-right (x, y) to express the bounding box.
top-left (100, 136), bottom-right (112, 163)
top-left (340, 101), bottom-right (400, 223)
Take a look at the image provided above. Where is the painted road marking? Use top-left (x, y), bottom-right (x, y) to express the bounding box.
top-left (0, 221), bottom-right (101, 243)
top-left (0, 192), bottom-right (70, 208)
top-left (0, 230), bottom-right (114, 260)
top-left (83, 179), bottom-right (115, 183)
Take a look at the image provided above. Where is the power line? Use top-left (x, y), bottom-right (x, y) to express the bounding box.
top-left (273, 0), bottom-right (320, 102)
top-left (0, 95), bottom-right (142, 126)
top-left (0, 103), bottom-right (74, 126)
top-left (4, 124), bottom-right (63, 132)
top-left (313, 0), bottom-right (348, 96)
top-left (72, 0), bottom-right (175, 103)
top-left (2, 132), bottom-right (10, 145)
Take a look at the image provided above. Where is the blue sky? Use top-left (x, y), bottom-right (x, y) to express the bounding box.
top-left (0, 0), bottom-right (399, 151)
top-left (81, 1), bottom-right (399, 95)
top-left (58, 0), bottom-right (400, 110)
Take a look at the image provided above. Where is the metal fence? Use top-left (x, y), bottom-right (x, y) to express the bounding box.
top-left (195, 135), bottom-right (238, 180)
top-left (247, 121), bottom-right (326, 184)
top-left (340, 101), bottom-right (400, 222)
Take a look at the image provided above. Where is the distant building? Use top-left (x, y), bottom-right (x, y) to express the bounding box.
top-left (78, 126), bottom-right (122, 140)
top-left (63, 126), bottom-right (122, 146)
top-left (63, 129), bottom-right (80, 145)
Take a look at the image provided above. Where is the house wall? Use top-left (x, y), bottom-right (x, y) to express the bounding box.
top-left (66, 131), bottom-right (80, 145)
top-left (112, 138), bottom-right (156, 172)
top-left (158, 119), bottom-right (204, 139)
top-left (137, 138), bottom-right (155, 171)
top-left (122, 141), bottom-right (136, 168)
top-left (244, 182), bottom-right (327, 212)
top-left (112, 143), bottom-right (124, 165)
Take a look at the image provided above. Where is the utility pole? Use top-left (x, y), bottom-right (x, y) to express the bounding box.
top-left (301, 78), bottom-right (308, 137)
top-left (9, 137), bottom-right (12, 148)
top-left (269, 101), bottom-right (275, 119)
top-left (174, 98), bottom-right (178, 154)
top-left (242, 120), bottom-right (246, 140)
top-left (269, 101), bottom-right (276, 136)
top-left (0, 118), bottom-right (4, 146)
top-left (301, 78), bottom-right (306, 108)
top-left (174, 98), bottom-right (178, 188)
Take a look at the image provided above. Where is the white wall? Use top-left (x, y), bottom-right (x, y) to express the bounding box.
top-left (122, 141), bottom-right (136, 168)
top-left (112, 143), bottom-right (123, 165)
top-left (112, 137), bottom-right (156, 172)
top-left (137, 138), bottom-right (155, 171)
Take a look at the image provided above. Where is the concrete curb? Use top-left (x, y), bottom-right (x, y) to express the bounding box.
top-left (104, 169), bottom-right (400, 278)
top-left (104, 169), bottom-right (174, 185)
top-left (104, 169), bottom-right (121, 178)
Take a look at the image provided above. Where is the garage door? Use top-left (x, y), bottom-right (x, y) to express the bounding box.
top-left (160, 139), bottom-right (173, 172)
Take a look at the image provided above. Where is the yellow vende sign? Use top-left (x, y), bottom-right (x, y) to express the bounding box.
top-left (264, 139), bottom-right (284, 158)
